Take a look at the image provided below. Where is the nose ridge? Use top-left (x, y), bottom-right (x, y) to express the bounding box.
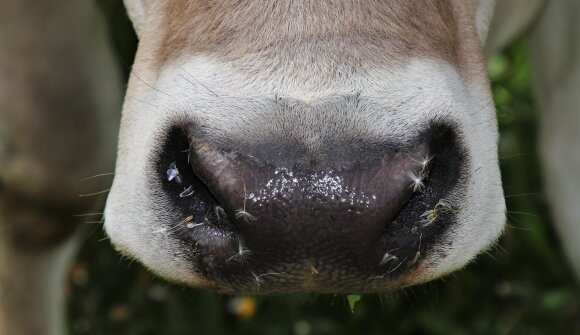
top-left (189, 141), bottom-right (429, 261)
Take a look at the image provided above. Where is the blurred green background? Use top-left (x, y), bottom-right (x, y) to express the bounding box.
top-left (68, 2), bottom-right (580, 334)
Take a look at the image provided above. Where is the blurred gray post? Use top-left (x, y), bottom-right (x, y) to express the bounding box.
top-left (489, 0), bottom-right (580, 281)
top-left (529, 0), bottom-right (580, 281)
top-left (0, 0), bottom-right (122, 334)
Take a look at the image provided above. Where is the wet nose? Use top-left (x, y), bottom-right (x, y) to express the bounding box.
top-left (156, 124), bottom-right (463, 292)
top-left (197, 150), bottom-right (425, 257)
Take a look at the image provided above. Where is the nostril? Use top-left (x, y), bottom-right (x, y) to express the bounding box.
top-left (376, 124), bottom-right (466, 274)
top-left (166, 162), bottom-right (197, 198)
top-left (153, 127), bottom-right (241, 260)
top-left (157, 128), bottom-right (219, 209)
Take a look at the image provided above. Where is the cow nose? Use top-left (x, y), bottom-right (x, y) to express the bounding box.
top-left (156, 124), bottom-right (463, 292)
top-left (204, 154), bottom-right (424, 253)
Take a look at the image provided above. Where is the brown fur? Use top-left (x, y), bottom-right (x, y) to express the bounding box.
top-left (155, 0), bottom-right (461, 68)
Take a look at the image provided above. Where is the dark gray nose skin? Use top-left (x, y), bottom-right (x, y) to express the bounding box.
top-left (153, 123), bottom-right (465, 293)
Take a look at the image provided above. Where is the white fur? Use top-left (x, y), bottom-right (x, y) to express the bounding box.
top-left (473, 0), bottom-right (497, 43)
top-left (105, 53), bottom-right (505, 286)
top-left (122, 0), bottom-right (153, 38)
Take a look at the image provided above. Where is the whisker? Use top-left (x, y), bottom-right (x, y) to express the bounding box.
top-left (495, 244), bottom-right (509, 255)
top-left (468, 96), bottom-right (496, 117)
top-left (78, 189), bottom-right (111, 197)
top-left (506, 214), bottom-right (525, 226)
top-left (127, 67), bottom-right (172, 97)
top-left (73, 213), bottom-right (104, 217)
top-left (479, 97), bottom-right (495, 111)
top-left (507, 210), bottom-right (539, 218)
top-left (80, 173), bottom-right (115, 182)
top-left (504, 193), bottom-right (536, 198)
top-left (482, 249), bottom-right (499, 263)
top-left (376, 258), bottom-right (408, 278)
top-left (180, 68), bottom-right (219, 97)
top-left (505, 221), bottom-right (534, 231)
top-left (499, 153), bottom-right (526, 160)
top-left (125, 95), bottom-right (160, 108)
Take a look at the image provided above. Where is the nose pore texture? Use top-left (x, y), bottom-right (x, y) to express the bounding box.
top-left (189, 142), bottom-right (427, 262)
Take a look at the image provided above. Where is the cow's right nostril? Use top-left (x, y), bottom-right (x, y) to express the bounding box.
top-left (154, 127), bottom-right (242, 273)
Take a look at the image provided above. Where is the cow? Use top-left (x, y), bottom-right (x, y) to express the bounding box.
top-left (0, 0), bottom-right (578, 334)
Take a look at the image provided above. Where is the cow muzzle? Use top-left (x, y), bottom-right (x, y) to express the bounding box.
top-left (152, 122), bottom-right (465, 293)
